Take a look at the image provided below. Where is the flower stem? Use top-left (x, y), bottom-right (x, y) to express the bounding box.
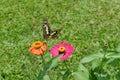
top-left (41, 55), bottom-right (45, 65)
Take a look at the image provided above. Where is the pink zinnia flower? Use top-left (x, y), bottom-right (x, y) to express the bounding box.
top-left (50, 42), bottom-right (74, 60)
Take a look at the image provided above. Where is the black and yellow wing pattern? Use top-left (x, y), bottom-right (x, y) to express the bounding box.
top-left (42, 18), bottom-right (61, 39)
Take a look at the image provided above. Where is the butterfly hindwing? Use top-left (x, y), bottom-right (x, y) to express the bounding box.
top-left (42, 18), bottom-right (61, 39)
top-left (49, 29), bottom-right (61, 38)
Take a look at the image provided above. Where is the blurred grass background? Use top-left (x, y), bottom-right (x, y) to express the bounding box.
top-left (0, 0), bottom-right (120, 80)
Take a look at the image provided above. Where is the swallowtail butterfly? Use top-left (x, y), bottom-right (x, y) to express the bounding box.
top-left (42, 18), bottom-right (61, 39)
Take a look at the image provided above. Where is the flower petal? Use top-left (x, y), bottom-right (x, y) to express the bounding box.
top-left (41, 43), bottom-right (47, 52)
top-left (30, 48), bottom-right (43, 55)
top-left (60, 52), bottom-right (72, 60)
top-left (50, 47), bottom-right (59, 56)
top-left (66, 44), bottom-right (74, 53)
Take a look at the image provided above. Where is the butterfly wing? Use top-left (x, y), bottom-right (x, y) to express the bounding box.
top-left (42, 18), bottom-right (51, 39)
top-left (42, 18), bottom-right (61, 39)
top-left (49, 29), bottom-right (61, 39)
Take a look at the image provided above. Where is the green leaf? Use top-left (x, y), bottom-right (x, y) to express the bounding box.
top-left (73, 71), bottom-right (89, 80)
top-left (79, 63), bottom-right (89, 75)
top-left (116, 44), bottom-right (120, 52)
top-left (73, 63), bottom-right (89, 80)
top-left (80, 55), bottom-right (96, 63)
top-left (91, 58), bottom-right (101, 70)
top-left (43, 75), bottom-right (50, 80)
top-left (106, 51), bottom-right (120, 59)
top-left (106, 59), bottom-right (120, 67)
top-left (80, 51), bottom-right (103, 63)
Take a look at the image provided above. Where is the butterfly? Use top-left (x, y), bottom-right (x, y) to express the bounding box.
top-left (42, 18), bottom-right (61, 39)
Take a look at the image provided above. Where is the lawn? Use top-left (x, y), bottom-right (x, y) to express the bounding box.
top-left (0, 0), bottom-right (120, 80)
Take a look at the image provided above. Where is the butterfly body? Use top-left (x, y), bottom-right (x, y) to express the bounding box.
top-left (42, 19), bottom-right (61, 39)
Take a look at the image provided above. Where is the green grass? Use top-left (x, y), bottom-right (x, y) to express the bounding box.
top-left (0, 0), bottom-right (120, 80)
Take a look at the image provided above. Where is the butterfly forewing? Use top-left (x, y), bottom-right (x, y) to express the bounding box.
top-left (43, 19), bottom-right (51, 39)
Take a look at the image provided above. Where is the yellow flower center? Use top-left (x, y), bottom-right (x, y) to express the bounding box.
top-left (33, 41), bottom-right (43, 49)
top-left (58, 47), bottom-right (66, 53)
